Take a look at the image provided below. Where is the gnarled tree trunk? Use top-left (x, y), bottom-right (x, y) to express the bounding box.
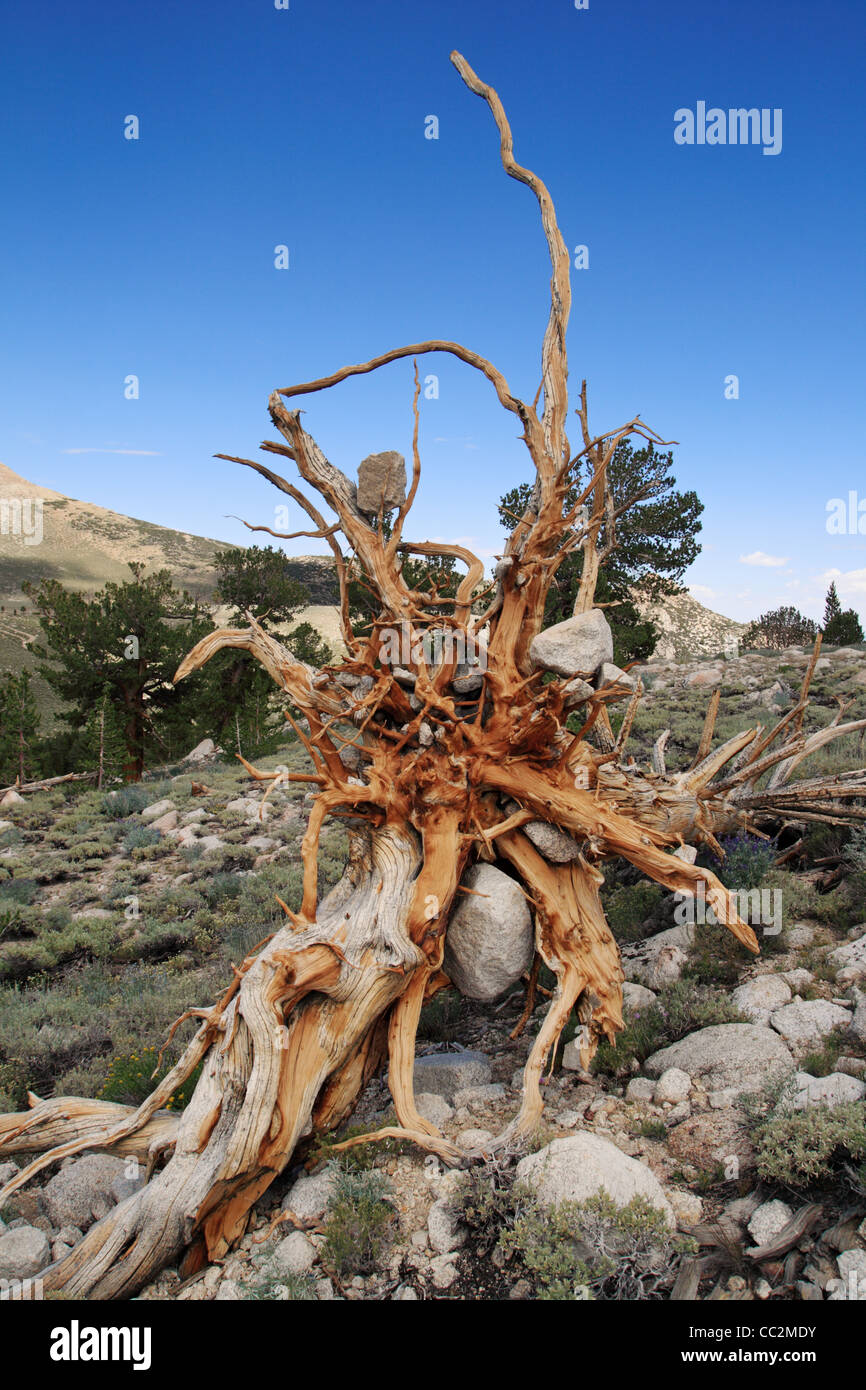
top-left (3, 51), bottom-right (865, 1299)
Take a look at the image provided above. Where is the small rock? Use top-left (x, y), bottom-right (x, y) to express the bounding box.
top-left (149, 809), bottom-right (178, 833)
top-left (392, 1285), bottom-right (419, 1301)
top-left (529, 609), bottom-right (614, 678)
top-left (0, 1226), bottom-right (50, 1280)
top-left (667, 1190), bottom-right (703, 1228)
top-left (444, 863), bottom-right (533, 1002)
top-left (356, 451), bottom-right (406, 513)
top-left (281, 1167), bottom-right (337, 1222)
top-left (654, 1068), bottom-right (692, 1105)
top-left (140, 798), bottom-right (176, 823)
top-left (748, 1199), bottom-right (793, 1247)
top-left (784, 1071), bottom-right (866, 1110)
top-left (270, 1231), bottom-right (318, 1277)
top-left (428, 1199), bottom-right (465, 1255)
top-left (428, 1254), bottom-right (459, 1290)
top-left (623, 982), bottom-right (658, 1013)
top-left (626, 1077), bottom-right (656, 1103)
top-left (781, 968), bottom-right (814, 992)
top-left (456, 1128), bottom-right (494, 1150)
top-left (214, 1279), bottom-right (243, 1300)
top-left (415, 1093), bottom-right (454, 1128)
top-left (784, 923), bottom-right (816, 949)
top-left (183, 738), bottom-right (217, 763)
top-left (41, 1154), bottom-right (127, 1231)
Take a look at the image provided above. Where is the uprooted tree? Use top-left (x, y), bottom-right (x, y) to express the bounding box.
top-left (3, 51), bottom-right (866, 1300)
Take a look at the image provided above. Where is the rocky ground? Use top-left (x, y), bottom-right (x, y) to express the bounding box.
top-left (1, 642), bottom-right (866, 1301)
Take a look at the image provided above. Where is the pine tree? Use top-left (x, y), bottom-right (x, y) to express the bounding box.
top-left (82, 683), bottom-right (127, 790)
top-left (823, 581), bottom-right (842, 628)
top-left (0, 670), bottom-right (41, 785)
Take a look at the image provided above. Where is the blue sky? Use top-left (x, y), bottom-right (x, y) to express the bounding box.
top-left (1, 0), bottom-right (863, 623)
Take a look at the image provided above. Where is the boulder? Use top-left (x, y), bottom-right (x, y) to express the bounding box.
top-left (561, 676), bottom-right (595, 709)
top-left (596, 662), bottom-right (636, 691)
top-left (41, 1154), bottom-right (127, 1231)
top-left (356, 451), bottom-right (406, 513)
top-left (0, 790), bottom-right (25, 808)
top-left (443, 862), bottom-right (532, 1001)
top-left (645, 1023), bottom-right (794, 1096)
top-left (731, 975), bottom-right (792, 1025)
top-left (149, 809), bottom-right (178, 833)
top-left (0, 1226), bottom-right (50, 1280)
top-left (515, 1134), bottom-right (674, 1225)
top-left (412, 1050), bottom-right (492, 1101)
top-left (528, 609), bottom-right (614, 678)
top-left (784, 923), bottom-right (816, 948)
top-left (829, 934), bottom-right (866, 988)
top-left (621, 924), bottom-right (694, 991)
top-left (183, 738), bottom-right (218, 763)
top-left (281, 1166), bottom-right (337, 1222)
top-left (622, 982), bottom-right (658, 1014)
top-left (784, 1071), bottom-right (866, 1110)
top-left (625, 1077), bottom-right (656, 1103)
top-left (140, 798), bottom-right (176, 823)
top-left (769, 999), bottom-right (851, 1053)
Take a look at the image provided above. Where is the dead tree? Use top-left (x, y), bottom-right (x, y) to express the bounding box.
top-left (2, 52), bottom-right (865, 1299)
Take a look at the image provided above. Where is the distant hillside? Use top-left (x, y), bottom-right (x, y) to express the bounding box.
top-left (633, 588), bottom-right (748, 661)
top-left (0, 462), bottom-right (340, 720)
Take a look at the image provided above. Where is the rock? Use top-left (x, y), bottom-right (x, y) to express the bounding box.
top-left (836, 1055), bottom-right (866, 1078)
top-left (182, 808), bottom-right (207, 824)
top-left (782, 968), bottom-right (814, 992)
top-left (270, 1231), bottom-right (318, 1277)
top-left (769, 999), bottom-right (852, 1053)
top-left (784, 923), bottom-right (816, 948)
top-left (197, 835), bottom-right (225, 854)
top-left (561, 676), bottom-right (595, 709)
top-left (515, 1133), bottom-right (674, 1225)
top-left (731, 975), bottom-right (792, 1025)
top-left (654, 1068), bottom-right (692, 1104)
top-left (828, 933), bottom-right (866, 988)
top-left (111, 1171), bottom-right (146, 1204)
top-left (685, 668), bottom-right (722, 689)
top-left (412, 1050), bottom-right (492, 1101)
top-left (427, 1199), bottom-right (465, 1255)
top-left (667, 1111), bottom-right (755, 1174)
top-left (356, 451), bottom-right (406, 513)
top-left (597, 662), bottom-right (636, 691)
top-left (796, 1280), bottom-right (824, 1301)
top-left (623, 982), bottom-right (658, 1013)
top-left (452, 1083), bottom-right (506, 1108)
top-left (140, 798), bottom-right (176, 823)
top-left (452, 664), bottom-right (485, 696)
top-left (281, 1167), bottom-right (337, 1222)
top-left (667, 1190), bottom-right (703, 1228)
top-left (72, 907), bottom-right (114, 920)
top-left (183, 738), bottom-right (218, 763)
top-left (645, 1023), bottom-right (794, 1096)
top-left (747, 1199), bottom-right (793, 1247)
top-left (0, 1162), bottom-right (19, 1188)
top-left (626, 1077), bottom-right (656, 1103)
top-left (621, 924), bottom-right (694, 991)
top-left (443, 862), bottom-right (533, 1001)
top-left (215, 1279), bottom-right (243, 1300)
top-left (0, 1226), bottom-right (50, 1280)
top-left (672, 844), bottom-right (698, 864)
top-left (528, 609), bottom-right (614, 678)
top-left (428, 1253), bottom-right (459, 1290)
top-left (150, 809), bottom-right (178, 833)
top-left (523, 820), bottom-right (581, 864)
top-left (0, 789), bottom-right (25, 808)
top-left (784, 1071), bottom-right (866, 1110)
top-left (561, 1038), bottom-right (593, 1073)
top-left (828, 1250), bottom-right (866, 1299)
top-left (415, 1092), bottom-right (454, 1128)
top-left (847, 988), bottom-right (866, 1047)
top-left (56, 1225), bottom-right (83, 1248)
top-left (41, 1154), bottom-right (127, 1231)
top-left (392, 1284), bottom-right (419, 1301)
top-left (456, 1128), bottom-right (494, 1150)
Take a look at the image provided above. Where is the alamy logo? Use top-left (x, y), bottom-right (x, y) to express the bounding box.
top-left (674, 103), bottom-right (782, 156)
top-left (49, 1320), bottom-right (152, 1371)
top-left (674, 881), bottom-right (782, 935)
top-left (0, 1275), bottom-right (43, 1300)
top-left (0, 496), bottom-right (43, 545)
top-left (826, 491), bottom-right (866, 535)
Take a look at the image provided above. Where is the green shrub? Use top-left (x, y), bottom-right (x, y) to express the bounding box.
top-left (321, 1168), bottom-right (394, 1277)
top-left (101, 786), bottom-right (153, 819)
top-left (99, 1046), bottom-right (203, 1111)
top-left (121, 825), bottom-right (162, 853)
top-left (592, 979), bottom-right (743, 1077)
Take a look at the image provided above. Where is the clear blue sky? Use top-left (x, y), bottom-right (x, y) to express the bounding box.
top-left (1, 0), bottom-right (863, 622)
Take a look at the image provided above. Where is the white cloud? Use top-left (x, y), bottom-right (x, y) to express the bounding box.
top-left (739, 551), bottom-right (789, 568)
top-left (63, 447), bottom-right (162, 456)
top-left (814, 567), bottom-right (866, 598)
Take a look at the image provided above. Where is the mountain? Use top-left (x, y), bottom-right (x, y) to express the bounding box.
top-left (633, 588), bottom-right (748, 661)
